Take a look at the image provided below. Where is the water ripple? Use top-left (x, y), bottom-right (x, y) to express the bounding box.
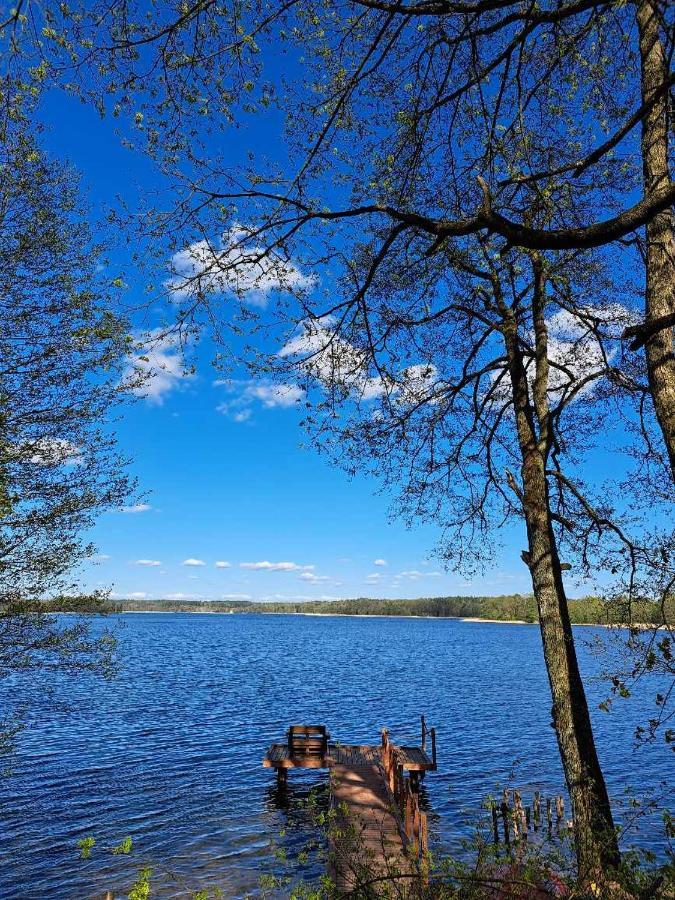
top-left (0, 613), bottom-right (670, 898)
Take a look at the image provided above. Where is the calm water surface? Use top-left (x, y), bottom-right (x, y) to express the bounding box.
top-left (0, 613), bottom-right (671, 898)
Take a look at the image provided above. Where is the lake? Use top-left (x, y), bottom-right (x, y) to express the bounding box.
top-left (0, 613), bottom-right (671, 898)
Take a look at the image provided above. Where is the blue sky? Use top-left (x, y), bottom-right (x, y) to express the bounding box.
top-left (40, 92), bottom-right (549, 603)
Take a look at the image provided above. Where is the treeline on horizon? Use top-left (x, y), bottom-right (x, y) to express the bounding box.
top-left (47, 594), bottom-right (674, 625)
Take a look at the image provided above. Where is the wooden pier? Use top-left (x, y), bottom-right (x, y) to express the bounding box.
top-left (263, 718), bottom-right (437, 892)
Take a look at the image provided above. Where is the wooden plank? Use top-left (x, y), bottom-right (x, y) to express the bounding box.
top-left (288, 724), bottom-right (328, 734)
top-left (263, 743), bottom-right (329, 769)
top-left (395, 745), bottom-right (436, 772)
top-left (329, 761), bottom-right (413, 892)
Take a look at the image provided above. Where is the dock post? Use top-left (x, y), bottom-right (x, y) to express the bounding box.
top-left (533, 791), bottom-right (541, 830)
top-left (491, 803), bottom-right (500, 846)
top-left (500, 789), bottom-right (510, 848)
top-left (430, 727), bottom-right (437, 768)
top-left (513, 790), bottom-right (527, 839)
top-left (421, 714), bottom-right (427, 752)
top-left (277, 767), bottom-right (287, 786)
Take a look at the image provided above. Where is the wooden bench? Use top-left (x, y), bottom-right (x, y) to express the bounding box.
top-left (287, 724), bottom-right (330, 757)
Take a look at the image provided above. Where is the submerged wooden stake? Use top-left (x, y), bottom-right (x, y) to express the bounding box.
top-left (513, 790), bottom-right (527, 839)
top-left (501, 789), bottom-right (510, 847)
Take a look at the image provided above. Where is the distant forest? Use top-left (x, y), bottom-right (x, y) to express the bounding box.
top-left (49, 594), bottom-right (674, 625)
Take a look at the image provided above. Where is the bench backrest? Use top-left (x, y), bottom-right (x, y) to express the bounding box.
top-left (287, 724), bottom-right (328, 756)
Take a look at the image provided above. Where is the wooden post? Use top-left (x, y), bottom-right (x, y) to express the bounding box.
top-left (525, 806), bottom-right (531, 832)
top-left (430, 727), bottom-right (437, 767)
top-left (413, 801), bottom-right (420, 850)
top-left (420, 812), bottom-right (429, 885)
top-left (513, 789), bottom-right (523, 837)
top-left (421, 714), bottom-right (427, 752)
top-left (501, 789), bottom-right (510, 848)
top-left (546, 797), bottom-right (552, 833)
top-left (555, 795), bottom-right (564, 827)
top-left (491, 803), bottom-right (500, 846)
top-left (533, 791), bottom-right (541, 830)
top-left (104, 893), bottom-right (114, 900)
top-left (513, 790), bottom-right (527, 840)
top-left (405, 785), bottom-right (414, 842)
top-left (277, 767), bottom-right (287, 786)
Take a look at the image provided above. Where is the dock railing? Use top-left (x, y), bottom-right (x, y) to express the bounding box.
top-left (380, 727), bottom-right (429, 863)
top-left (420, 714), bottom-right (437, 768)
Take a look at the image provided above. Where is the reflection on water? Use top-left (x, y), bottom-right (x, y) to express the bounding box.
top-left (0, 613), bottom-right (670, 898)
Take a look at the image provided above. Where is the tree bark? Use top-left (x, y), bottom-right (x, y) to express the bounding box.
top-left (502, 309), bottom-right (621, 880)
top-left (637, 0), bottom-right (675, 479)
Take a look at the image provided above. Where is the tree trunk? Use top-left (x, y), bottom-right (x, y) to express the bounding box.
top-left (637, 0), bottom-right (675, 479)
top-left (503, 314), bottom-right (621, 880)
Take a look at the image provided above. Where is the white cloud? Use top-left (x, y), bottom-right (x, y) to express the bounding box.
top-left (299, 572), bottom-right (331, 583)
top-left (279, 317), bottom-right (390, 400)
top-left (121, 503), bottom-right (152, 514)
top-left (93, 553), bottom-right (111, 562)
top-left (490, 303), bottom-right (639, 408)
top-left (121, 328), bottom-right (192, 405)
top-left (221, 593), bottom-right (252, 601)
top-left (397, 364), bottom-right (440, 407)
top-left (182, 558), bottom-right (206, 567)
top-left (25, 438), bottom-right (83, 467)
top-left (240, 561), bottom-right (315, 572)
top-left (365, 572), bottom-right (382, 583)
top-left (374, 558), bottom-right (387, 567)
top-left (129, 592), bottom-right (148, 599)
top-left (279, 318), bottom-right (440, 407)
top-left (166, 592), bottom-right (201, 600)
top-left (215, 561), bottom-right (231, 569)
top-left (259, 594), bottom-right (347, 602)
top-left (215, 379), bottom-right (304, 421)
top-left (167, 225), bottom-right (315, 307)
top-left (134, 559), bottom-right (162, 567)
top-left (395, 569), bottom-right (441, 579)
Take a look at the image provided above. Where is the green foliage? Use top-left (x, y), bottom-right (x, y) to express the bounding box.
top-left (0, 74), bottom-right (138, 755)
top-left (77, 836), bottom-right (96, 860)
top-left (112, 836), bottom-right (133, 855)
top-left (80, 594), bottom-right (674, 627)
top-left (128, 866), bottom-right (152, 900)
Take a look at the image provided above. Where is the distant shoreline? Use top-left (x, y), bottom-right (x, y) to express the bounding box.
top-left (288, 611), bottom-right (532, 624)
top-left (113, 609), bottom-right (650, 628)
top-left (116, 609), bottom-right (531, 622)
top-left (47, 593), bottom-right (670, 627)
